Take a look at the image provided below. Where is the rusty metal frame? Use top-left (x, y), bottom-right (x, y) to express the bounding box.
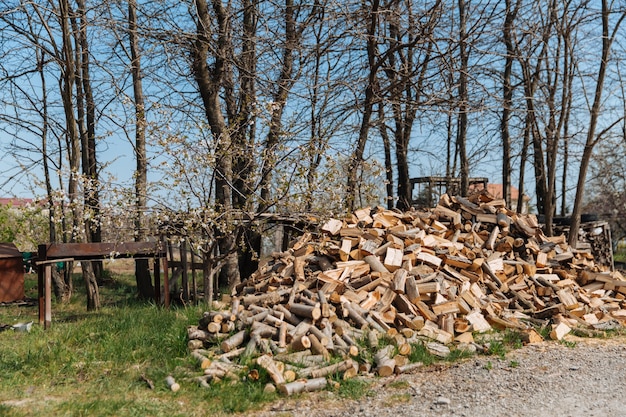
top-left (36, 241), bottom-right (168, 329)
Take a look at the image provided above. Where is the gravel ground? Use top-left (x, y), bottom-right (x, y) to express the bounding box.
top-left (255, 335), bottom-right (626, 417)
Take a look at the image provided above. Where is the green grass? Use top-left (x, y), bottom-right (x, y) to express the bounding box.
top-left (0, 272), bottom-right (272, 417)
top-left (614, 248), bottom-right (626, 263)
top-left (334, 378), bottom-right (372, 399)
top-left (407, 342), bottom-right (436, 365)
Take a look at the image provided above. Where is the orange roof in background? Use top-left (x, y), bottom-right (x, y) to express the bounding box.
top-left (0, 198), bottom-right (34, 208)
top-left (486, 184), bottom-right (530, 201)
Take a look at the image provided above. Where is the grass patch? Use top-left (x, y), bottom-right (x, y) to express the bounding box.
top-left (203, 380), bottom-right (278, 414)
top-left (335, 378), bottom-right (372, 400)
top-left (473, 329), bottom-right (528, 359)
top-left (559, 339), bottom-right (577, 348)
top-left (386, 380), bottom-right (410, 389)
top-left (407, 343), bottom-right (436, 365)
top-left (0, 272), bottom-right (269, 417)
top-left (501, 329), bottom-right (524, 349)
top-left (383, 393), bottom-right (411, 406)
top-left (445, 347), bottom-right (475, 362)
top-left (614, 249), bottom-right (626, 263)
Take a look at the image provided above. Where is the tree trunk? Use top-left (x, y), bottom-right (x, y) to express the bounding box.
top-left (59, 0), bottom-right (100, 309)
top-left (501, 0), bottom-right (519, 208)
top-left (457, 0), bottom-right (469, 196)
top-left (258, 0), bottom-right (300, 212)
top-left (192, 0), bottom-right (240, 290)
top-left (346, 0), bottom-right (380, 211)
top-left (569, 1), bottom-right (626, 246)
top-left (232, 0), bottom-right (257, 210)
top-left (129, 0), bottom-right (154, 299)
top-left (75, 0), bottom-right (102, 279)
top-left (377, 103), bottom-right (394, 209)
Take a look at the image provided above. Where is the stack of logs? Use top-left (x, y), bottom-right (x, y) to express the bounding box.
top-left (186, 192), bottom-right (626, 395)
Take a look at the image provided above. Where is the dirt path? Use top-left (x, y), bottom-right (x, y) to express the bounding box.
top-left (255, 335), bottom-right (626, 417)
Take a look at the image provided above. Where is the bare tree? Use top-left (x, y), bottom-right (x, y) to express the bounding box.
top-left (501, 0), bottom-right (520, 208)
top-left (568, 0), bottom-right (626, 246)
top-left (346, 0), bottom-right (381, 211)
top-left (127, 0), bottom-right (154, 299)
top-left (379, 0), bottom-right (441, 210)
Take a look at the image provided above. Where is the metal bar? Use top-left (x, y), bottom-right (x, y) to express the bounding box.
top-left (44, 264), bottom-right (52, 329)
top-left (37, 244), bottom-right (46, 326)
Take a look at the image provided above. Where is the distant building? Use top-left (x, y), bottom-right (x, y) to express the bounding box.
top-left (485, 184), bottom-right (530, 214)
top-left (0, 198), bottom-right (34, 208)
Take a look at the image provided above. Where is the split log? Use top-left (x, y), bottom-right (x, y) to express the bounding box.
top-left (373, 345), bottom-right (396, 377)
top-left (318, 290), bottom-right (331, 318)
top-left (550, 322), bottom-right (571, 340)
top-left (364, 254), bottom-right (390, 274)
top-left (405, 275), bottom-right (420, 303)
top-left (257, 354), bottom-right (285, 385)
top-left (392, 269), bottom-right (408, 294)
top-left (308, 333), bottom-right (330, 361)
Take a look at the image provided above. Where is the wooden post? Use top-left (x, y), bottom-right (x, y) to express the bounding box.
top-left (153, 255), bottom-right (161, 305)
top-left (162, 237), bottom-right (170, 308)
top-left (191, 247), bottom-right (198, 304)
top-left (180, 239), bottom-right (189, 302)
top-left (36, 254), bottom-right (74, 330)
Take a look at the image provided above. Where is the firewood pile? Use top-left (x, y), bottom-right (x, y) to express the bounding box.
top-left (186, 192), bottom-right (626, 394)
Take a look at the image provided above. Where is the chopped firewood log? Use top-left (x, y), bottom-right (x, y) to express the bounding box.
top-left (520, 328), bottom-right (544, 344)
top-left (392, 269), bottom-right (408, 293)
top-left (191, 351), bottom-right (211, 370)
top-left (289, 302), bottom-right (322, 321)
top-left (432, 300), bottom-right (461, 316)
top-left (466, 310), bottom-right (492, 333)
top-left (364, 255), bottom-right (390, 273)
top-left (384, 248), bottom-right (404, 272)
top-left (257, 354), bottom-right (285, 385)
top-left (279, 377), bottom-right (328, 396)
top-left (322, 219), bottom-right (343, 235)
top-left (299, 359), bottom-right (355, 379)
top-left (165, 376), bottom-right (180, 392)
top-left (221, 330), bottom-right (247, 353)
top-left (418, 320), bottom-right (453, 344)
top-left (395, 362), bottom-right (424, 374)
top-left (308, 333), bottom-right (330, 361)
top-left (373, 345), bottom-right (396, 377)
top-left (550, 322), bottom-right (571, 340)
